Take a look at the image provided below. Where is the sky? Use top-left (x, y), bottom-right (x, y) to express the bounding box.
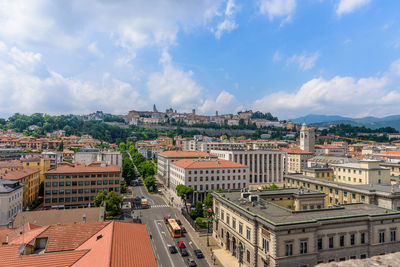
top-left (0, 0), bottom-right (400, 120)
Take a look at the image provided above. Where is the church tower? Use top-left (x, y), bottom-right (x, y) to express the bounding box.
top-left (300, 122), bottom-right (315, 153)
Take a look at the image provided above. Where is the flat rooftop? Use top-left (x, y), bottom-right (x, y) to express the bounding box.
top-left (214, 190), bottom-right (400, 226)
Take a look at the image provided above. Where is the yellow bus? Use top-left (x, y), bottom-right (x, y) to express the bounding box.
top-left (167, 219), bottom-right (182, 238)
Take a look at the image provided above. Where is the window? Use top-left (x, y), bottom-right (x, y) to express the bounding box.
top-left (109, 180), bottom-right (114, 184)
top-left (115, 180), bottom-right (119, 184)
top-left (97, 181), bottom-right (102, 185)
top-left (360, 254), bottom-right (367, 259)
top-left (246, 228), bottom-right (251, 240)
top-left (52, 182), bottom-right (58, 187)
top-left (352, 193), bottom-right (356, 199)
top-left (45, 182), bottom-right (51, 187)
top-left (329, 237), bottom-right (334, 248)
top-left (317, 238), bottom-right (323, 250)
top-left (45, 190), bottom-right (51, 195)
top-left (232, 218), bottom-right (236, 229)
top-left (239, 223), bottom-right (243, 235)
top-left (391, 230), bottom-right (396, 242)
top-left (379, 231), bottom-right (385, 243)
top-left (66, 181), bottom-right (71, 186)
top-left (285, 243), bottom-right (293, 256)
top-left (361, 233), bottom-right (365, 244)
top-left (78, 181), bottom-right (84, 186)
top-left (221, 211), bottom-right (224, 221)
top-left (350, 234), bottom-right (355, 245)
top-left (262, 237), bottom-right (270, 252)
top-left (59, 182), bottom-right (64, 186)
top-left (340, 235), bottom-right (344, 247)
top-left (246, 250), bottom-right (250, 262)
top-left (85, 181), bottom-right (90, 185)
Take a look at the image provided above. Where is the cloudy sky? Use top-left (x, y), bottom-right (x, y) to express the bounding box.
top-left (0, 0), bottom-right (399, 119)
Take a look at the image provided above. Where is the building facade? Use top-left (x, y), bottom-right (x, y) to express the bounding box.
top-left (0, 179), bottom-right (23, 227)
top-left (44, 162), bottom-right (121, 208)
top-left (21, 157), bottom-right (51, 184)
top-left (1, 168), bottom-right (40, 209)
top-left (157, 151), bottom-right (217, 187)
top-left (213, 190), bottom-right (400, 267)
top-left (210, 149), bottom-right (287, 188)
top-left (74, 148), bottom-right (122, 167)
top-left (281, 148), bottom-right (313, 174)
top-left (170, 158), bottom-right (249, 202)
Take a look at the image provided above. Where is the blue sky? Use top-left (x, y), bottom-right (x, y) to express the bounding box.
top-left (0, 0), bottom-right (399, 119)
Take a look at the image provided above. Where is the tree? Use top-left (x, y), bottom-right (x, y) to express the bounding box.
top-left (203, 192), bottom-right (213, 218)
top-left (176, 184), bottom-right (194, 213)
top-left (121, 182), bottom-right (127, 194)
top-left (94, 190), bottom-right (123, 219)
top-left (263, 183), bottom-right (279, 190)
top-left (189, 201), bottom-right (203, 219)
top-left (144, 176), bottom-right (156, 192)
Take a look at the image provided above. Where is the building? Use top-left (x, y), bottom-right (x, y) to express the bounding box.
top-left (12, 207), bottom-right (105, 228)
top-left (213, 189), bottom-right (400, 267)
top-left (380, 162), bottom-right (400, 177)
top-left (376, 151), bottom-right (400, 163)
top-left (170, 158), bottom-right (249, 202)
top-left (315, 144), bottom-right (346, 156)
top-left (300, 122), bottom-right (315, 153)
top-left (280, 148), bottom-right (314, 174)
top-left (74, 148), bottom-right (122, 167)
top-left (307, 155), bottom-right (359, 168)
top-left (302, 167), bottom-right (333, 180)
top-left (44, 162), bottom-right (122, 208)
top-left (0, 160), bottom-right (23, 171)
top-left (0, 221), bottom-right (157, 267)
top-left (332, 160), bottom-right (391, 185)
top-left (0, 179), bottom-right (23, 227)
top-left (285, 174), bottom-right (400, 210)
top-left (41, 150), bottom-right (64, 169)
top-left (157, 151), bottom-right (217, 187)
top-left (1, 168), bottom-right (40, 209)
top-left (210, 149), bottom-right (287, 188)
top-left (21, 157), bottom-right (51, 184)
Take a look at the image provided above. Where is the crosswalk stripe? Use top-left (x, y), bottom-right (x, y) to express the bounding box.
top-left (151, 204), bottom-right (169, 208)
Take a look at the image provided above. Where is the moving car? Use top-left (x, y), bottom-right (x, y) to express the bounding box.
top-left (176, 219), bottom-right (182, 226)
top-left (180, 247), bottom-right (189, 257)
top-left (168, 245), bottom-right (177, 254)
top-left (181, 227), bottom-right (187, 234)
top-left (177, 241), bottom-right (185, 248)
top-left (187, 258), bottom-right (197, 267)
top-left (193, 249), bottom-right (204, 259)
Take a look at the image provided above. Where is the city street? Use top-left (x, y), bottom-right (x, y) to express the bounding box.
top-left (129, 184), bottom-right (210, 267)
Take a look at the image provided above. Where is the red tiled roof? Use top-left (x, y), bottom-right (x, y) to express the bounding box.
top-left (172, 159), bottom-right (247, 169)
top-left (0, 168), bottom-right (40, 181)
top-left (315, 144), bottom-right (343, 149)
top-left (159, 151), bottom-right (216, 158)
top-left (378, 151), bottom-right (400, 156)
top-left (0, 160), bottom-right (22, 168)
top-left (46, 163), bottom-right (121, 174)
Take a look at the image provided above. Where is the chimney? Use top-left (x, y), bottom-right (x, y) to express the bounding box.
top-left (83, 214), bottom-right (87, 223)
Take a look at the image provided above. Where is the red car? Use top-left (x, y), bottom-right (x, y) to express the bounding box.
top-left (177, 241), bottom-right (186, 248)
top-left (164, 216), bottom-right (170, 223)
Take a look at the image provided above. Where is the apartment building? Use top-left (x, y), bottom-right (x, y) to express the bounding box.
top-left (332, 159), bottom-right (391, 185)
top-left (381, 162), bottom-right (400, 177)
top-left (210, 149), bottom-right (287, 188)
top-left (170, 158), bottom-right (249, 202)
top-left (0, 160), bottom-right (23, 171)
top-left (157, 151), bottom-right (217, 187)
top-left (74, 148), bottom-right (122, 167)
top-left (21, 157), bottom-right (51, 184)
top-left (285, 174), bottom-right (400, 210)
top-left (0, 179), bottom-right (23, 227)
top-left (41, 150), bottom-right (64, 169)
top-left (280, 148), bottom-right (313, 174)
top-left (315, 144), bottom-right (346, 156)
top-left (0, 168), bottom-right (40, 209)
top-left (44, 162), bottom-right (121, 208)
top-left (307, 155), bottom-right (359, 168)
top-left (302, 167), bottom-right (333, 180)
top-left (213, 190), bottom-right (400, 267)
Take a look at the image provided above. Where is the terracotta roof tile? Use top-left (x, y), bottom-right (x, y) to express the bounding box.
top-left (379, 151), bottom-right (400, 156)
top-left (172, 158), bottom-right (248, 169)
top-left (0, 160), bottom-right (22, 168)
top-left (0, 168), bottom-right (40, 181)
top-left (158, 151), bottom-right (216, 158)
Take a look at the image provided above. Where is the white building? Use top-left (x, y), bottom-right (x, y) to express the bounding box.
top-left (157, 151), bottom-right (217, 187)
top-left (170, 158), bottom-right (249, 202)
top-left (315, 144), bottom-right (346, 156)
top-left (0, 179), bottom-right (23, 227)
top-left (41, 150), bottom-right (64, 169)
top-left (300, 122), bottom-right (315, 153)
top-left (74, 148), bottom-right (122, 167)
top-left (210, 149), bottom-right (287, 188)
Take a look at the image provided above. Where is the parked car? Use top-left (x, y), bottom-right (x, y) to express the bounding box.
top-left (176, 219), bottom-right (182, 226)
top-left (180, 247), bottom-right (189, 257)
top-left (181, 227), bottom-right (187, 234)
top-left (169, 245), bottom-right (177, 254)
top-left (187, 258), bottom-right (197, 267)
top-left (193, 249), bottom-right (203, 259)
top-left (177, 241), bottom-right (185, 248)
top-left (164, 216), bottom-right (170, 223)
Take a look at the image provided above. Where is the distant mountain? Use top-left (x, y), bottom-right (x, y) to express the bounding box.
top-left (291, 114), bottom-right (400, 131)
top-left (291, 114), bottom-right (352, 124)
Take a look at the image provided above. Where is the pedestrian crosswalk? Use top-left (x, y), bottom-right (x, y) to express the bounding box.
top-left (151, 204), bottom-right (169, 208)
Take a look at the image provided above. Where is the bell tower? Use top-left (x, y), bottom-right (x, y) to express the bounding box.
top-left (300, 122), bottom-right (315, 153)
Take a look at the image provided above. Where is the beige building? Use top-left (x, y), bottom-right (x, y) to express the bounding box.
top-left (157, 151), bottom-right (217, 187)
top-left (332, 160), bottom-right (390, 185)
top-left (285, 174), bottom-right (400, 210)
top-left (302, 167), bottom-right (333, 180)
top-left (213, 190), bottom-right (400, 267)
top-left (210, 149), bottom-right (287, 188)
top-left (381, 162), bottom-right (400, 177)
top-left (21, 157), bottom-right (51, 184)
top-left (170, 158), bottom-right (249, 202)
top-left (300, 122), bottom-right (315, 153)
top-left (281, 148), bottom-right (313, 174)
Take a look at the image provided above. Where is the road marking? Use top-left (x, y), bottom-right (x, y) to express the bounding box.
top-left (151, 204), bottom-right (169, 208)
top-left (153, 220), bottom-right (175, 267)
top-left (161, 231), bottom-right (166, 235)
top-left (189, 241), bottom-right (193, 249)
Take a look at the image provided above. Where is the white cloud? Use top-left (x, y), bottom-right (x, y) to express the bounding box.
top-left (146, 51), bottom-right (204, 111)
top-left (213, 0), bottom-right (239, 39)
top-left (253, 59), bottom-right (400, 119)
top-left (0, 42), bottom-right (143, 117)
top-left (259, 0), bottom-right (296, 22)
top-left (287, 52), bottom-right (320, 71)
top-left (199, 91), bottom-right (242, 114)
top-left (336, 0), bottom-right (371, 16)
top-left (88, 42), bottom-right (104, 58)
